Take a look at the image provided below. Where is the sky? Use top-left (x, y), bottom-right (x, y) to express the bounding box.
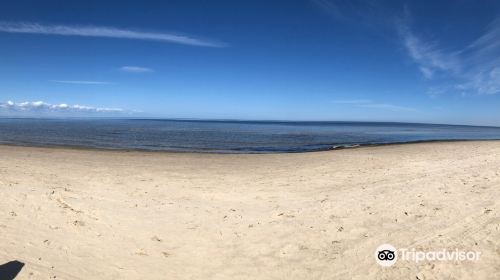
top-left (1, 0), bottom-right (500, 125)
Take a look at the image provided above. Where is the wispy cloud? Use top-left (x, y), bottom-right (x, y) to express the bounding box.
top-left (0, 22), bottom-right (226, 47)
top-left (398, 24), bottom-right (460, 79)
top-left (333, 99), bottom-right (418, 112)
top-left (331, 99), bottom-right (372, 104)
top-left (311, 0), bottom-right (398, 30)
top-left (50, 80), bottom-right (112, 85)
top-left (311, 0), bottom-right (348, 21)
top-left (0, 100), bottom-right (124, 113)
top-left (120, 66), bottom-right (153, 73)
top-left (356, 103), bottom-right (418, 112)
top-left (399, 16), bottom-right (500, 95)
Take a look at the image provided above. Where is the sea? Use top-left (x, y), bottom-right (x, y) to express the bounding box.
top-left (1, 118), bottom-right (500, 153)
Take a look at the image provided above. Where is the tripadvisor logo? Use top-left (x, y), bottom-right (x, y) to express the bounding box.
top-left (375, 244), bottom-right (397, 267)
top-left (375, 244), bottom-right (481, 267)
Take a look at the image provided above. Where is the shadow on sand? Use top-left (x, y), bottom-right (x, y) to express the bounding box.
top-left (0, 261), bottom-right (24, 279)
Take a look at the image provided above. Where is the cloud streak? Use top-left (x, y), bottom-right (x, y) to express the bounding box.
top-left (399, 17), bottom-right (500, 95)
top-left (311, 0), bottom-right (400, 31)
top-left (399, 25), bottom-right (460, 79)
top-left (311, 0), bottom-right (348, 21)
top-left (50, 80), bottom-right (112, 85)
top-left (0, 100), bottom-right (124, 113)
top-left (120, 66), bottom-right (153, 73)
top-left (332, 99), bottom-right (418, 112)
top-left (0, 22), bottom-right (226, 47)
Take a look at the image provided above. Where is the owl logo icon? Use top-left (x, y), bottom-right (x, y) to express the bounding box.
top-left (375, 244), bottom-right (397, 267)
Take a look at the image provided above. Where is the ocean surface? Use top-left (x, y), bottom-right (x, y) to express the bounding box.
top-left (1, 118), bottom-right (500, 153)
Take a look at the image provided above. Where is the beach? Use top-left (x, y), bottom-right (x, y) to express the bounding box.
top-left (0, 141), bottom-right (499, 279)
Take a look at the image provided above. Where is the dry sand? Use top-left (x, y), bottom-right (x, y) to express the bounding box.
top-left (0, 141), bottom-right (499, 279)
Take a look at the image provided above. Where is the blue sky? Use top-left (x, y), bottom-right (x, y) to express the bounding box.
top-left (1, 1), bottom-right (500, 125)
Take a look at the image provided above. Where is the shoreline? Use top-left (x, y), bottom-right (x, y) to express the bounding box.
top-left (0, 138), bottom-right (499, 154)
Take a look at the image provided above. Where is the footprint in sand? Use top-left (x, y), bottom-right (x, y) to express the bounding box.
top-left (135, 249), bottom-right (148, 256)
top-left (151, 236), bottom-right (162, 242)
top-left (72, 220), bottom-right (85, 226)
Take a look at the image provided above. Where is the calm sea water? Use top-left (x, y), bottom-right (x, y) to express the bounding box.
top-left (0, 118), bottom-right (500, 153)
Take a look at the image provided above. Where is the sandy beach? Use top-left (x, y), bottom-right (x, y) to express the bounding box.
top-left (0, 141), bottom-right (499, 279)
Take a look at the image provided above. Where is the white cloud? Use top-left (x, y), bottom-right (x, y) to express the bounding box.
top-left (0, 100), bottom-right (124, 113)
top-left (120, 66), bottom-right (153, 73)
top-left (0, 22), bottom-right (226, 47)
top-left (332, 99), bottom-right (418, 112)
top-left (399, 17), bottom-right (500, 95)
top-left (50, 80), bottom-right (112, 85)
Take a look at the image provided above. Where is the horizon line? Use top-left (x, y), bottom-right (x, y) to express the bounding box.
top-left (0, 115), bottom-right (498, 129)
